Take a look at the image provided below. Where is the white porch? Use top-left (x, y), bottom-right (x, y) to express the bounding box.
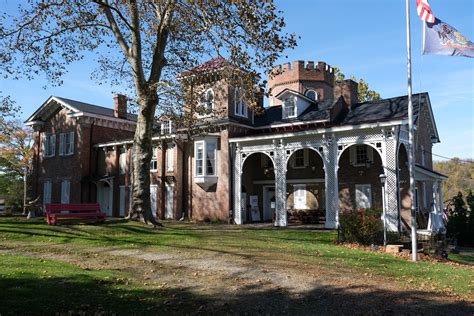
top-left (231, 124), bottom-right (416, 232)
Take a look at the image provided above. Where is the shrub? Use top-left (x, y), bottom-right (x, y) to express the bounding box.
top-left (446, 190), bottom-right (474, 246)
top-left (339, 208), bottom-right (383, 245)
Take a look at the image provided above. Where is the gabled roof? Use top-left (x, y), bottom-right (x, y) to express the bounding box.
top-left (274, 88), bottom-right (317, 104)
top-left (25, 96), bottom-right (137, 124)
top-left (342, 92), bottom-right (439, 142)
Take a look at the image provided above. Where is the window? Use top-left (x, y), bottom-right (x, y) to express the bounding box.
top-left (119, 151), bottom-right (127, 175)
top-left (195, 142), bottom-right (204, 176)
top-left (194, 139), bottom-right (217, 177)
top-left (234, 87), bottom-right (247, 117)
top-left (305, 89), bottom-right (318, 101)
top-left (293, 184), bottom-right (307, 209)
top-left (61, 180), bottom-right (70, 204)
top-left (59, 132), bottom-right (74, 156)
top-left (42, 134), bottom-right (56, 157)
top-left (206, 142), bottom-right (216, 175)
top-left (355, 184), bottom-right (372, 209)
top-left (356, 146), bottom-right (367, 165)
top-left (161, 120), bottom-right (173, 135)
top-left (283, 96), bottom-right (297, 119)
top-left (150, 147), bottom-right (158, 172)
top-left (43, 181), bottom-right (52, 206)
top-left (200, 89), bottom-right (214, 115)
top-left (166, 144), bottom-right (174, 172)
top-left (292, 149), bottom-right (308, 168)
top-left (350, 145), bottom-right (374, 167)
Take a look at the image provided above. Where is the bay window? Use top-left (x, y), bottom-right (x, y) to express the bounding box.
top-left (194, 138), bottom-right (217, 177)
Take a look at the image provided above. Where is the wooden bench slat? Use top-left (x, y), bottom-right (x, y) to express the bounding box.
top-left (45, 203), bottom-right (106, 225)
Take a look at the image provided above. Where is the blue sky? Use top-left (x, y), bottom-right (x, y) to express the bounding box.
top-left (1, 0), bottom-right (473, 159)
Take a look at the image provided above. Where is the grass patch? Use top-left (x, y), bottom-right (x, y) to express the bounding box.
top-left (0, 254), bottom-right (204, 315)
top-left (449, 252), bottom-right (474, 264)
top-left (0, 217), bottom-right (472, 304)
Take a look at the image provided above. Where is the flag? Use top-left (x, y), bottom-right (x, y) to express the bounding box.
top-left (423, 18), bottom-right (474, 58)
top-left (416, 0), bottom-right (435, 23)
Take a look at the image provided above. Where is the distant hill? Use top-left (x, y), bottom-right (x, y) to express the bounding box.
top-left (434, 158), bottom-right (474, 206)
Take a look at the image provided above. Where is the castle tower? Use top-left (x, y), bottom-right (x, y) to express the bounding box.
top-left (268, 60), bottom-right (335, 107)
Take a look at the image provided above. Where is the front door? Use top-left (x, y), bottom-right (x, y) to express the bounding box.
top-left (98, 181), bottom-right (113, 216)
top-left (263, 186), bottom-right (275, 222)
top-left (165, 184), bottom-right (174, 219)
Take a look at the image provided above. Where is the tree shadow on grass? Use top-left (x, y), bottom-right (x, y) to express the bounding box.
top-left (0, 274), bottom-right (472, 315)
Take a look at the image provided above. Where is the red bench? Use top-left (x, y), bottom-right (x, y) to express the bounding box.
top-left (45, 203), bottom-right (106, 225)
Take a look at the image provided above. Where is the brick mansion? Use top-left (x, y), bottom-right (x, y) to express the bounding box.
top-left (25, 58), bottom-right (447, 232)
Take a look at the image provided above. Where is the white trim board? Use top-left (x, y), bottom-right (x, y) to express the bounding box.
top-left (229, 121), bottom-right (403, 143)
top-left (253, 178), bottom-right (324, 185)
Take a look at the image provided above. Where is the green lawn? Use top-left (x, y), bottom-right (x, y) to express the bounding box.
top-left (0, 217), bottom-right (472, 314)
top-left (449, 248), bottom-right (474, 264)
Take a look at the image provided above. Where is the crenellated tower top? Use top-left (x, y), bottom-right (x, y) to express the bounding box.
top-left (268, 60), bottom-right (336, 106)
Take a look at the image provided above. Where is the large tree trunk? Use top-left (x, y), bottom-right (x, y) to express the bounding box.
top-left (128, 93), bottom-right (162, 227)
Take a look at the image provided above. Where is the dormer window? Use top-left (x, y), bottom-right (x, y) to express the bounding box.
top-left (305, 89), bottom-right (318, 101)
top-left (200, 89), bottom-right (214, 114)
top-left (161, 120), bottom-right (173, 135)
top-left (234, 87), bottom-right (247, 117)
top-left (283, 96), bottom-right (297, 119)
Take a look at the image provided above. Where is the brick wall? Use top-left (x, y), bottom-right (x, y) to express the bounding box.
top-left (268, 61), bottom-right (335, 106)
top-left (32, 106), bottom-right (135, 207)
top-left (338, 145), bottom-right (384, 212)
top-left (186, 130), bottom-right (231, 221)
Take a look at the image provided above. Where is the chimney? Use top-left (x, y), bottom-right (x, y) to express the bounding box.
top-left (334, 79), bottom-right (359, 108)
top-left (114, 94), bottom-right (127, 119)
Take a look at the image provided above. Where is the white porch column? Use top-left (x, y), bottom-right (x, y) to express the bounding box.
top-left (324, 136), bottom-right (338, 229)
top-left (432, 181), bottom-right (438, 213)
top-left (233, 144), bottom-right (243, 225)
top-left (274, 141), bottom-right (287, 227)
top-left (384, 133), bottom-right (399, 232)
top-left (438, 180), bottom-right (443, 213)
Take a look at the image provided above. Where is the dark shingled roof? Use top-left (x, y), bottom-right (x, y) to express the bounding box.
top-left (341, 92), bottom-right (426, 125)
top-left (180, 57), bottom-right (230, 77)
top-left (54, 96), bottom-right (137, 121)
top-left (254, 99), bottom-right (333, 127)
top-left (55, 97), bottom-right (116, 117)
top-left (253, 93), bottom-right (428, 128)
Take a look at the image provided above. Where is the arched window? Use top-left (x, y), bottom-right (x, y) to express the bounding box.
top-left (234, 87), bottom-right (247, 117)
top-left (305, 89), bottom-right (318, 101)
top-left (200, 88), bottom-right (214, 113)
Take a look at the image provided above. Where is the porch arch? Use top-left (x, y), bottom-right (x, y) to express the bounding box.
top-left (397, 143), bottom-right (411, 230)
top-left (240, 152), bottom-right (276, 223)
top-left (337, 142), bottom-right (383, 166)
top-left (285, 146), bottom-right (327, 172)
top-left (286, 148), bottom-right (326, 225)
top-left (337, 143), bottom-right (385, 213)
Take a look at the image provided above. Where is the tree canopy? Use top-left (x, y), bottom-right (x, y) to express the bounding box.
top-left (333, 67), bottom-right (381, 103)
top-left (434, 158), bottom-right (474, 206)
top-left (0, 1), bottom-right (296, 225)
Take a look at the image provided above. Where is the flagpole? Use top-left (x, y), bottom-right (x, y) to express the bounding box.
top-left (406, 0), bottom-right (418, 262)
